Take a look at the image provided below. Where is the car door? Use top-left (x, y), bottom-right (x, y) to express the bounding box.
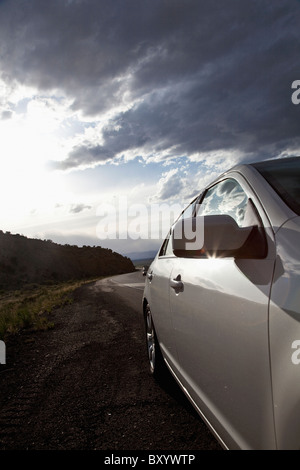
top-left (148, 197), bottom-right (200, 372)
top-left (169, 173), bottom-right (277, 449)
top-left (147, 230), bottom-right (179, 370)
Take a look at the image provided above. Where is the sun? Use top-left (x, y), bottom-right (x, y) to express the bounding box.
top-left (0, 100), bottom-right (66, 229)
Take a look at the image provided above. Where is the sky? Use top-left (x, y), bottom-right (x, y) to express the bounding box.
top-left (0, 0), bottom-right (299, 258)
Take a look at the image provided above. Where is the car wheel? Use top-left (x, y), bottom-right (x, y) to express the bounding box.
top-left (145, 304), bottom-right (165, 379)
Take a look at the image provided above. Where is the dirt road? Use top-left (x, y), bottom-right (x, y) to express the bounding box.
top-left (0, 272), bottom-right (221, 451)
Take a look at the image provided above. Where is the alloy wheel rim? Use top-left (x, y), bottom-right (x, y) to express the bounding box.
top-left (146, 309), bottom-right (155, 372)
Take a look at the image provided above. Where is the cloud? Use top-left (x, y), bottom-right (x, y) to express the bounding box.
top-left (57, 144), bottom-right (114, 170)
top-left (0, 0), bottom-right (299, 173)
top-left (151, 168), bottom-right (184, 202)
top-left (69, 203), bottom-right (92, 214)
top-left (1, 110), bottom-right (12, 120)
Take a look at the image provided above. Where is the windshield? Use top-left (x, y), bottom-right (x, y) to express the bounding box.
top-left (251, 157), bottom-right (300, 215)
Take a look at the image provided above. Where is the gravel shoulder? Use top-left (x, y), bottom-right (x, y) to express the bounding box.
top-left (0, 277), bottom-right (221, 451)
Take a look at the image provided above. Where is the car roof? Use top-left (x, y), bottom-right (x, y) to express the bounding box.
top-left (195, 156), bottom-right (300, 230)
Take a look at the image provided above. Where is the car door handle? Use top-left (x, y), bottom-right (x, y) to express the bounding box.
top-left (147, 271), bottom-right (153, 281)
top-left (170, 274), bottom-right (184, 293)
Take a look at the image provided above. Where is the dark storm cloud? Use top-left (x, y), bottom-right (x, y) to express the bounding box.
top-left (59, 143), bottom-right (114, 170)
top-left (1, 0), bottom-right (299, 168)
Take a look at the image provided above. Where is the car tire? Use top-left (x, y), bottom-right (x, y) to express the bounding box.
top-left (144, 304), bottom-right (165, 379)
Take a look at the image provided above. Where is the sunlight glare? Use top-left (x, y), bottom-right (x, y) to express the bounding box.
top-left (0, 103), bottom-right (66, 227)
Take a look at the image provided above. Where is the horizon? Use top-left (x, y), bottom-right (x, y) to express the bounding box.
top-left (1, 1), bottom-right (300, 256)
top-left (0, 228), bottom-right (157, 260)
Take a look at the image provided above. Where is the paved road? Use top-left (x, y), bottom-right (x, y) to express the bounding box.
top-left (0, 271), bottom-right (221, 451)
top-left (111, 270), bottom-right (147, 290)
top-left (103, 270), bottom-right (146, 311)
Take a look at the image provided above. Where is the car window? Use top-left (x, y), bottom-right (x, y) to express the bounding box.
top-left (197, 178), bottom-right (250, 227)
top-left (181, 197), bottom-right (198, 219)
top-left (159, 229), bottom-right (173, 257)
top-left (159, 196), bottom-right (202, 258)
top-left (251, 157), bottom-right (300, 215)
top-left (176, 196), bottom-right (201, 223)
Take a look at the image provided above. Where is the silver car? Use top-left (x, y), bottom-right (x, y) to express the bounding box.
top-left (142, 156), bottom-right (300, 450)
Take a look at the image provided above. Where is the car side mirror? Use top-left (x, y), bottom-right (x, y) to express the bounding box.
top-left (172, 215), bottom-right (267, 259)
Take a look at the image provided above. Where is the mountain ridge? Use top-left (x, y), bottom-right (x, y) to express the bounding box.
top-left (0, 230), bottom-right (135, 291)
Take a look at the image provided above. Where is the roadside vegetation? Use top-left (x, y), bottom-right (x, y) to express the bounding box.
top-left (0, 230), bottom-right (136, 340)
top-left (0, 279), bottom-right (98, 340)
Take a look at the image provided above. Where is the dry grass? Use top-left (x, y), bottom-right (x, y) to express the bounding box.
top-left (0, 278), bottom-right (99, 340)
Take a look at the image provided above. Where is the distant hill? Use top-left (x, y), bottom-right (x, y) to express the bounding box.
top-left (0, 231), bottom-right (135, 291)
